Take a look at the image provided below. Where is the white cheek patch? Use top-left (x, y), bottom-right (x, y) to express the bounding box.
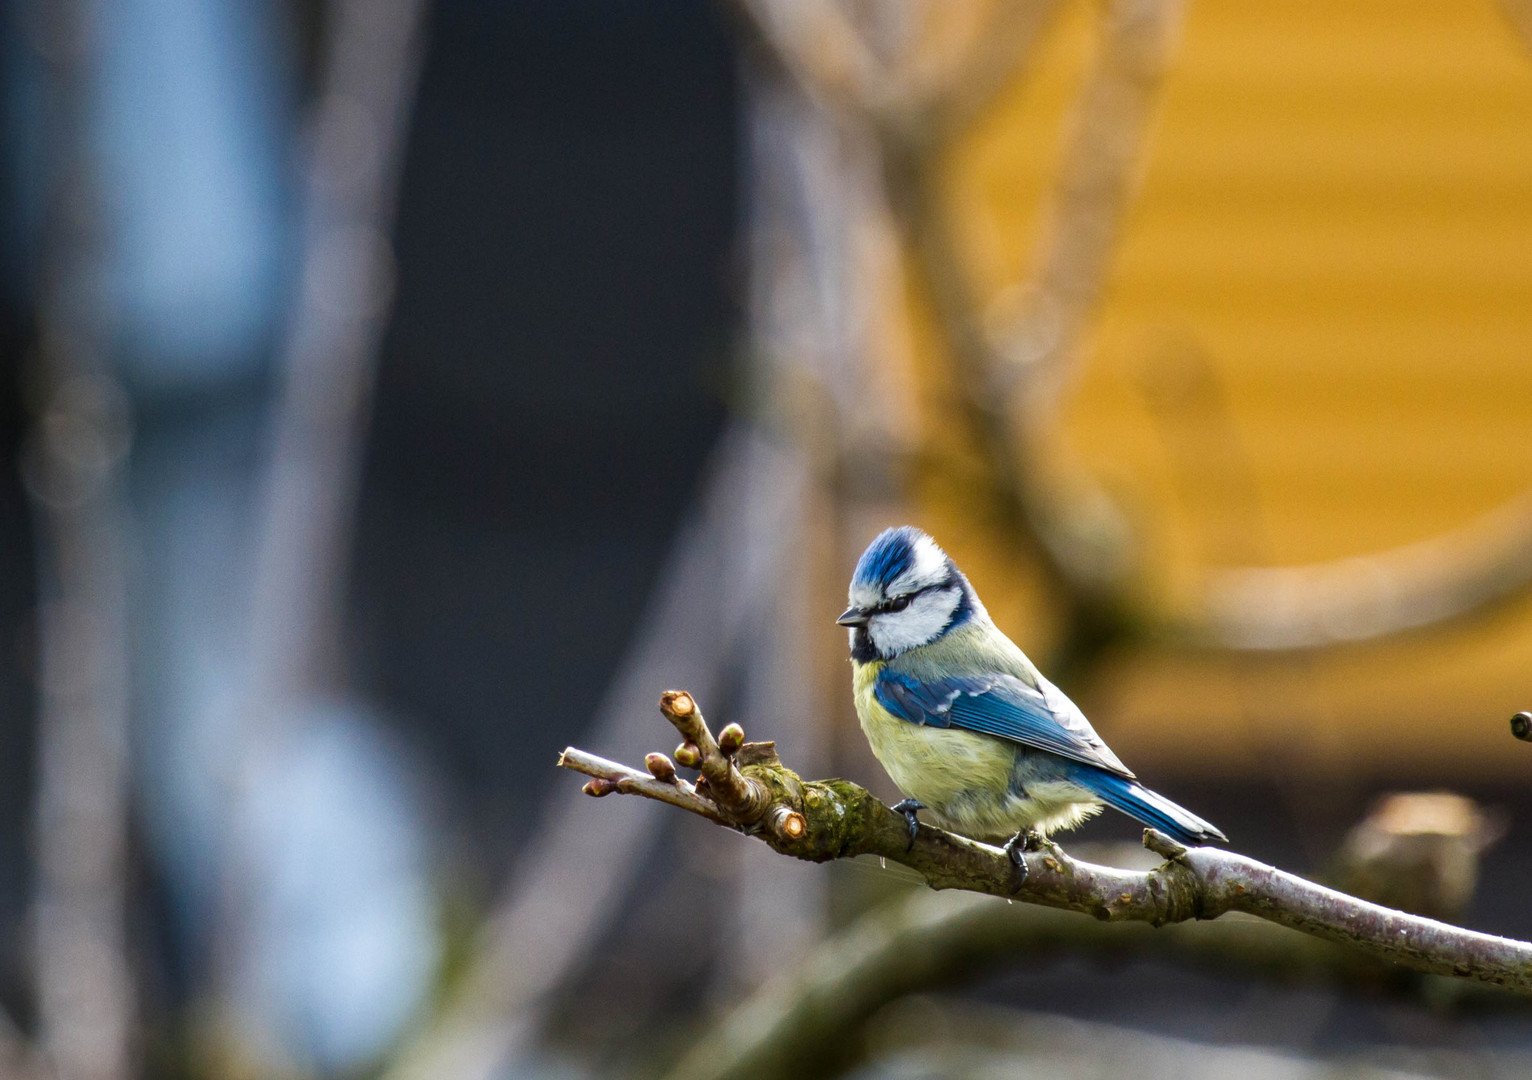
top-left (888, 534), bottom-right (949, 596)
top-left (868, 587), bottom-right (961, 657)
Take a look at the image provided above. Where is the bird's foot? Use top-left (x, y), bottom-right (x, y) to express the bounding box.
top-left (1003, 830), bottom-right (1047, 887)
top-left (890, 799), bottom-right (924, 850)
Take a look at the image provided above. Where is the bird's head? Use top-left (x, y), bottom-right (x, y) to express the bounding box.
top-left (839, 526), bottom-right (981, 662)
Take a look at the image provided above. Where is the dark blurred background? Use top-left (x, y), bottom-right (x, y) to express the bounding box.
top-left (355, 0), bottom-right (735, 860)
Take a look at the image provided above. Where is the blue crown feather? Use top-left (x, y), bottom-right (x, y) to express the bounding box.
top-left (852, 526), bottom-right (925, 591)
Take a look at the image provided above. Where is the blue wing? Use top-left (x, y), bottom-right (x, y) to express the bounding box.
top-left (873, 668), bottom-right (1135, 779)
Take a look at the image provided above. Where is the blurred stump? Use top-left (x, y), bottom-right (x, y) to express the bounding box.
top-left (1331, 792), bottom-right (1506, 922)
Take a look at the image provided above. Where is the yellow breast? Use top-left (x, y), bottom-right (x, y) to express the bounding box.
top-left (851, 660), bottom-right (1016, 818)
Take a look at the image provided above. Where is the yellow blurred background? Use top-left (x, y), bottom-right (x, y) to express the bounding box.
top-left (909, 0), bottom-right (1532, 780)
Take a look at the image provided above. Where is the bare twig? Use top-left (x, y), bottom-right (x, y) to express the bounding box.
top-left (562, 748), bottom-right (725, 823)
top-left (562, 693), bottom-right (1532, 999)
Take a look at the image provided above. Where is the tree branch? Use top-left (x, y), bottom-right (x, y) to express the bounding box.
top-left (561, 693), bottom-right (1532, 1001)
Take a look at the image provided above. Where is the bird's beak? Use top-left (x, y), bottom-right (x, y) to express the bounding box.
top-left (837, 606), bottom-right (870, 628)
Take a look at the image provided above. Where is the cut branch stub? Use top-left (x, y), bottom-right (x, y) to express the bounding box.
top-left (769, 805), bottom-right (808, 843)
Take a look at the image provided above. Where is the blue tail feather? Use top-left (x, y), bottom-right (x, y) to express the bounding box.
top-left (1072, 768), bottom-right (1227, 845)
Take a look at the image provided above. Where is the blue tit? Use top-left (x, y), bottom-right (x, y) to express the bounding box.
top-left (839, 526), bottom-right (1225, 872)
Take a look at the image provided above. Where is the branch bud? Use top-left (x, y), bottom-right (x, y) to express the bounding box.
top-left (1512, 711), bottom-right (1532, 742)
top-left (582, 779), bottom-right (618, 798)
top-left (645, 752), bottom-right (678, 783)
top-left (674, 742), bottom-right (701, 768)
top-left (718, 722), bottom-right (745, 755)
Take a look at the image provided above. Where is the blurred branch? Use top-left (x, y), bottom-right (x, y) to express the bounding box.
top-left (561, 692), bottom-right (1532, 999)
top-left (1172, 491), bottom-right (1532, 650)
top-left (988, 0), bottom-right (1183, 419)
top-left (734, 0), bottom-right (1062, 140)
top-left (218, 0), bottom-right (429, 1059)
top-left (382, 429), bottom-right (806, 1080)
top-left (662, 877), bottom-right (1524, 1080)
top-left (733, 0), bottom-right (889, 112)
top-left (883, 0), bottom-right (1183, 666)
top-left (925, 1), bottom-right (1066, 141)
top-left (245, 0), bottom-right (430, 711)
top-left (1501, 0), bottom-right (1532, 53)
top-left (859, 996), bottom-right (1526, 1080)
top-left (741, 0), bottom-right (1183, 658)
top-left (24, 3), bottom-right (137, 1078)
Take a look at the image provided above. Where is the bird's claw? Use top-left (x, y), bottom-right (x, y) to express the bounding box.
top-left (1003, 829), bottom-right (1045, 887)
top-left (890, 799), bottom-right (924, 850)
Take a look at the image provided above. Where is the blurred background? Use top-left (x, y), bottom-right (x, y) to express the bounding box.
top-left (1, 0), bottom-right (1532, 1077)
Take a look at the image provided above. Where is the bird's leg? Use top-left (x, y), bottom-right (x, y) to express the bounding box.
top-left (890, 799), bottom-right (924, 849)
